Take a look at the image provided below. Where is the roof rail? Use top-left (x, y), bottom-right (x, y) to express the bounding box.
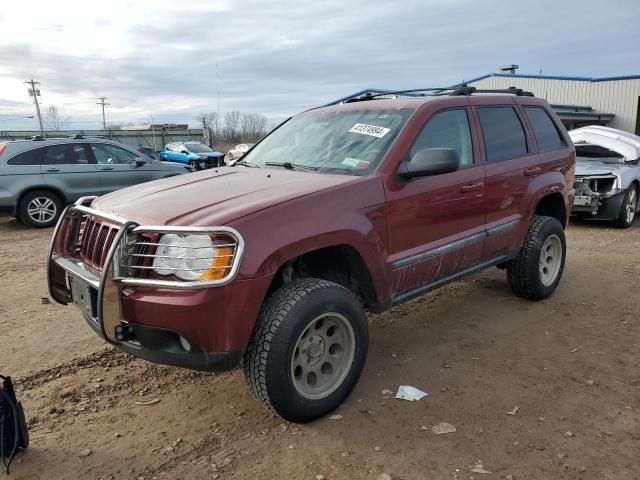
top-left (335, 85), bottom-right (535, 105)
top-left (449, 85), bottom-right (534, 97)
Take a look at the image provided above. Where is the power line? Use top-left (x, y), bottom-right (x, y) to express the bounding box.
top-left (96, 96), bottom-right (110, 129)
top-left (24, 79), bottom-right (45, 136)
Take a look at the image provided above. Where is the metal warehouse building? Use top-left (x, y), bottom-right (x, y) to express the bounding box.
top-left (464, 71), bottom-right (640, 134)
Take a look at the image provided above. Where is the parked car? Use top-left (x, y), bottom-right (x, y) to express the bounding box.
top-left (226, 143), bottom-right (255, 161)
top-left (48, 87), bottom-right (575, 422)
top-left (133, 145), bottom-right (157, 160)
top-left (0, 137), bottom-right (188, 228)
top-left (159, 141), bottom-right (225, 170)
top-left (570, 126), bottom-right (640, 228)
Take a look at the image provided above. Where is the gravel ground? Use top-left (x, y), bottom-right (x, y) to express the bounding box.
top-left (0, 215), bottom-right (638, 480)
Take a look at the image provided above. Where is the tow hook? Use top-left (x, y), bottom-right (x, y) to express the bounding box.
top-left (114, 322), bottom-right (136, 342)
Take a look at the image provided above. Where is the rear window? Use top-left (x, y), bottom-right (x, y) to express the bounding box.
top-left (7, 148), bottom-right (43, 165)
top-left (477, 107), bottom-right (529, 163)
top-left (524, 107), bottom-right (564, 152)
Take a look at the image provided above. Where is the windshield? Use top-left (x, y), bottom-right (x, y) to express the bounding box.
top-left (242, 109), bottom-right (411, 175)
top-left (575, 144), bottom-right (625, 164)
top-left (186, 143), bottom-right (213, 153)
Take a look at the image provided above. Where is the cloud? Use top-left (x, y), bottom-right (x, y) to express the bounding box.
top-left (0, 0), bottom-right (638, 130)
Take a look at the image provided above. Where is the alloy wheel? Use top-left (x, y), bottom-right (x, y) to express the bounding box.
top-left (626, 187), bottom-right (637, 224)
top-left (539, 234), bottom-right (562, 286)
top-left (290, 312), bottom-right (356, 400)
top-left (27, 197), bottom-right (57, 224)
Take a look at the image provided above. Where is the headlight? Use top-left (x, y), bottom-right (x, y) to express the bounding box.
top-left (151, 233), bottom-right (235, 281)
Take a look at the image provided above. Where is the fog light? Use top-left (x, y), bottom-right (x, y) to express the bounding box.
top-left (179, 335), bottom-right (191, 352)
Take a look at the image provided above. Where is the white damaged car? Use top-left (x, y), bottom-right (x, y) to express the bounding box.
top-left (570, 126), bottom-right (640, 228)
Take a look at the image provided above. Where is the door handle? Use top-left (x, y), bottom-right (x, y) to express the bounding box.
top-left (460, 182), bottom-right (484, 193)
top-left (44, 168), bottom-right (60, 173)
top-left (100, 167), bottom-right (114, 171)
top-left (524, 167), bottom-right (541, 176)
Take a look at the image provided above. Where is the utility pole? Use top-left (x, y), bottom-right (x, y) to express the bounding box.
top-left (96, 96), bottom-right (110, 129)
top-left (24, 79), bottom-right (45, 136)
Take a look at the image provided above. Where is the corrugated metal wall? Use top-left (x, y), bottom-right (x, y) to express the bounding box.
top-left (0, 129), bottom-right (205, 152)
top-left (468, 76), bottom-right (640, 133)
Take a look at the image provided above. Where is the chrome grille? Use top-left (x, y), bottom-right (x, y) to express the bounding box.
top-left (78, 217), bottom-right (120, 270)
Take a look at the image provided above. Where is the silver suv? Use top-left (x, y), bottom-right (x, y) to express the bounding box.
top-left (0, 137), bottom-right (188, 227)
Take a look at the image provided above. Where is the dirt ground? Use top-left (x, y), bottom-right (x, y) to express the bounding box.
top-left (0, 215), bottom-right (638, 480)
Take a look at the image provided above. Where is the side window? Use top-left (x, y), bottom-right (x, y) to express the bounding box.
top-left (524, 107), bottom-right (564, 152)
top-left (410, 109), bottom-right (474, 167)
top-left (90, 144), bottom-right (140, 165)
top-left (7, 148), bottom-right (43, 165)
top-left (477, 107), bottom-right (529, 163)
top-left (43, 144), bottom-right (84, 165)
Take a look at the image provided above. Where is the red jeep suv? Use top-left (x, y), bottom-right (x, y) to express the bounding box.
top-left (48, 86), bottom-right (575, 422)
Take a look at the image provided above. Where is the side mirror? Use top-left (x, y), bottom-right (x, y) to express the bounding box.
top-left (135, 159), bottom-right (146, 167)
top-left (399, 148), bottom-right (459, 179)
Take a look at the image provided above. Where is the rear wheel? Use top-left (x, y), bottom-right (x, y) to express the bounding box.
top-left (243, 278), bottom-right (368, 423)
top-left (18, 190), bottom-right (63, 228)
top-left (614, 184), bottom-right (637, 228)
top-left (507, 215), bottom-right (566, 300)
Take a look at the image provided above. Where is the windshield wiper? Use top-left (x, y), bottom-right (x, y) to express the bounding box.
top-left (232, 159), bottom-right (260, 168)
top-left (265, 162), bottom-right (318, 172)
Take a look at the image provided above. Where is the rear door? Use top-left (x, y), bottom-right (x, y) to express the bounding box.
top-left (41, 143), bottom-right (101, 201)
top-left (385, 102), bottom-right (487, 296)
top-left (89, 142), bottom-right (158, 194)
top-left (469, 98), bottom-right (538, 258)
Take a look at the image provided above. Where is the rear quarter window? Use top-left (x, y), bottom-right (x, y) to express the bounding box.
top-left (524, 107), bottom-right (564, 152)
top-left (7, 148), bottom-right (43, 165)
top-left (477, 107), bottom-right (529, 163)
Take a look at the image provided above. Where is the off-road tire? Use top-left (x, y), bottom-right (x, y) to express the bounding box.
top-left (18, 190), bottom-right (63, 228)
top-left (507, 215), bottom-right (566, 300)
top-left (243, 278), bottom-right (368, 423)
top-left (613, 184), bottom-right (637, 228)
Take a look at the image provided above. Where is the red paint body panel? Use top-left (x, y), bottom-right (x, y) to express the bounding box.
top-left (52, 94), bottom-right (576, 366)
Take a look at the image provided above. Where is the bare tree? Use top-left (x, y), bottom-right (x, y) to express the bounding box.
top-left (240, 112), bottom-right (268, 142)
top-left (198, 112), bottom-right (221, 147)
top-left (43, 105), bottom-right (70, 131)
top-left (223, 111), bottom-right (241, 143)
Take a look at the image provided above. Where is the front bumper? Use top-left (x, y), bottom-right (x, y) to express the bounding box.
top-left (571, 175), bottom-right (624, 220)
top-left (47, 198), bottom-right (267, 372)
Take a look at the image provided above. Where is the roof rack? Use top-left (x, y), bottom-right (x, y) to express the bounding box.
top-left (338, 85), bottom-right (534, 105)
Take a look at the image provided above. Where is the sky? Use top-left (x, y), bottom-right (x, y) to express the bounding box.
top-left (0, 0), bottom-right (639, 131)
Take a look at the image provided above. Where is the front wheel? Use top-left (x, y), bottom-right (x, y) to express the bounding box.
top-left (614, 184), bottom-right (637, 228)
top-left (507, 215), bottom-right (566, 300)
top-left (243, 278), bottom-right (368, 423)
top-left (187, 160), bottom-right (200, 172)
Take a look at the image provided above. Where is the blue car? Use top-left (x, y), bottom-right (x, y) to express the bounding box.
top-left (159, 141), bottom-right (225, 171)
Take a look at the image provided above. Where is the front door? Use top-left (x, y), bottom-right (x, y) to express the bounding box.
top-left (89, 143), bottom-right (156, 194)
top-left (41, 143), bottom-right (101, 201)
top-left (385, 105), bottom-right (486, 297)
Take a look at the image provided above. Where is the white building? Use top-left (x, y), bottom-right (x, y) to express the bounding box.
top-left (464, 72), bottom-right (640, 134)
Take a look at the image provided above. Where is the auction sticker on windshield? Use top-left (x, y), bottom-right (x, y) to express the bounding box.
top-left (349, 123), bottom-right (391, 138)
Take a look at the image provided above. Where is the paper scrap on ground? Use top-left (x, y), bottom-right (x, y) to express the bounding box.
top-left (506, 405), bottom-right (519, 415)
top-left (432, 422), bottom-right (456, 435)
top-left (395, 385), bottom-right (428, 401)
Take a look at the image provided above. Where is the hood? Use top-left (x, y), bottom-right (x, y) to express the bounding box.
top-left (92, 167), bottom-right (357, 226)
top-left (194, 151), bottom-right (224, 158)
top-left (575, 160), bottom-right (623, 177)
top-left (569, 126), bottom-right (640, 161)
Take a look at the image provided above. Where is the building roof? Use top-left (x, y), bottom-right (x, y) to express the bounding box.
top-left (463, 72), bottom-right (640, 84)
